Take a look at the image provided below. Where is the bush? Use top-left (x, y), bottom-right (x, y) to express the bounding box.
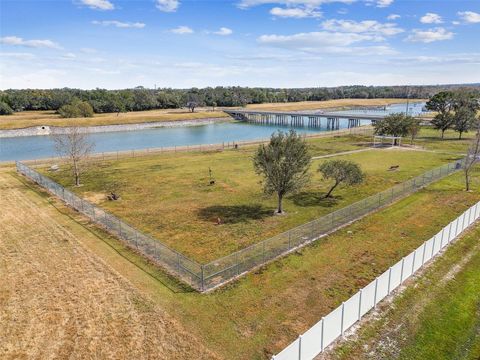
top-left (58, 100), bottom-right (94, 118)
top-left (0, 101), bottom-right (14, 115)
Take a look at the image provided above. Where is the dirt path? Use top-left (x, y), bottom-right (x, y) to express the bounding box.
top-left (0, 171), bottom-right (217, 360)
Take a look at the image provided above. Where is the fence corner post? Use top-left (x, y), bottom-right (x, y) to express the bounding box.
top-left (201, 264), bottom-right (205, 292)
top-left (320, 317), bottom-right (325, 352)
top-left (298, 334), bottom-right (302, 360)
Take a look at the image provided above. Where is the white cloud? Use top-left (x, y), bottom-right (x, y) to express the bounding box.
top-left (156, 0), bottom-right (179, 12)
top-left (79, 0), bottom-right (114, 10)
top-left (270, 7), bottom-right (322, 18)
top-left (406, 27), bottom-right (454, 43)
top-left (213, 27), bottom-right (233, 36)
top-left (368, 0), bottom-right (393, 8)
top-left (458, 11), bottom-right (480, 24)
top-left (420, 12), bottom-right (443, 24)
top-left (238, 0), bottom-right (355, 9)
top-left (322, 19), bottom-right (404, 37)
top-left (257, 30), bottom-right (396, 55)
top-left (0, 36), bottom-right (62, 49)
top-left (170, 26), bottom-right (194, 34)
top-left (0, 52), bottom-right (35, 60)
top-left (60, 52), bottom-right (77, 60)
top-left (387, 14), bottom-right (400, 20)
top-left (92, 20), bottom-right (146, 28)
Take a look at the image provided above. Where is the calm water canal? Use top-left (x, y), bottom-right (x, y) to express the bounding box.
top-left (0, 102), bottom-right (425, 162)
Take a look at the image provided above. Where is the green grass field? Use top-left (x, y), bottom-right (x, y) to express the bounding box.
top-left (42, 134), bottom-right (462, 262)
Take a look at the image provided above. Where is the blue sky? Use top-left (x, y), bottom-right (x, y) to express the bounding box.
top-left (1, 0), bottom-right (479, 89)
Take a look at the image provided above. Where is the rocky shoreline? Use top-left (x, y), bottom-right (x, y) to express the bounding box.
top-left (0, 117), bottom-right (232, 138)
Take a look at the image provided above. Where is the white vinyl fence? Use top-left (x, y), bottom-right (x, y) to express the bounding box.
top-left (273, 201), bottom-right (480, 360)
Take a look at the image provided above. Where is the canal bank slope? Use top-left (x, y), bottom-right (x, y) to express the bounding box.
top-left (0, 117), bottom-right (231, 138)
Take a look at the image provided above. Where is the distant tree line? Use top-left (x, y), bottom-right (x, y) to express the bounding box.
top-left (1, 84), bottom-right (479, 116)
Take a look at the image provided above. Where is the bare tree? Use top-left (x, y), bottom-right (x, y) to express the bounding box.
top-left (464, 118), bottom-right (480, 191)
top-left (52, 126), bottom-right (94, 186)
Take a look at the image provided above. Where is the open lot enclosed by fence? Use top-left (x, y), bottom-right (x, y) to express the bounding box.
top-left (17, 157), bottom-right (464, 291)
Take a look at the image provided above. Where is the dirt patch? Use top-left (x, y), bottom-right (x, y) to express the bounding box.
top-left (83, 191), bottom-right (106, 204)
top-left (0, 172), bottom-right (217, 359)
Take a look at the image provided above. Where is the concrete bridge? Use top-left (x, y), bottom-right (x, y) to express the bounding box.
top-left (224, 109), bottom-right (388, 129)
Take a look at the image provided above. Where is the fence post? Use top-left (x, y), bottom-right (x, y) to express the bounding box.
top-left (431, 235), bottom-right (436, 257)
top-left (387, 267), bottom-right (392, 294)
top-left (201, 265), bottom-right (205, 292)
top-left (412, 250), bottom-right (416, 274)
top-left (455, 216), bottom-right (460, 236)
top-left (358, 289), bottom-right (363, 320)
top-left (421, 242), bottom-right (426, 266)
top-left (320, 317), bottom-right (325, 352)
top-left (400, 257), bottom-right (405, 283)
top-left (341, 302), bottom-right (345, 337)
top-left (298, 335), bottom-right (302, 360)
top-left (374, 277), bottom-right (379, 308)
top-left (447, 222), bottom-right (453, 244)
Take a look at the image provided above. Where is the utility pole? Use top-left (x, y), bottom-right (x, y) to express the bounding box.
top-left (405, 86), bottom-right (410, 116)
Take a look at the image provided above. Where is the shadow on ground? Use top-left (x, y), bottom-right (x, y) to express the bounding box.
top-left (291, 191), bottom-right (341, 207)
top-left (198, 204), bottom-right (272, 224)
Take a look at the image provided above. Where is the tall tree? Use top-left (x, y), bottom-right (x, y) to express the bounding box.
top-left (407, 117), bottom-right (422, 144)
top-left (426, 91), bottom-right (455, 139)
top-left (373, 113), bottom-right (414, 145)
top-left (253, 130), bottom-right (311, 214)
top-left (453, 106), bottom-right (476, 140)
top-left (464, 118), bottom-right (480, 191)
top-left (52, 127), bottom-right (94, 186)
top-left (318, 160), bottom-right (364, 198)
top-left (452, 90), bottom-right (480, 139)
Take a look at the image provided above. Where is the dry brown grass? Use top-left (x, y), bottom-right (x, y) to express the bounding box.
top-left (0, 108), bottom-right (227, 130)
top-left (0, 170), bottom-right (218, 360)
top-left (245, 98), bottom-right (417, 111)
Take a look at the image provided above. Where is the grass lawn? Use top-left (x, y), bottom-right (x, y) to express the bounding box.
top-left (414, 127), bottom-right (476, 154)
top-left (0, 108), bottom-right (227, 129)
top-left (331, 221), bottom-right (480, 360)
top-left (42, 134), bottom-right (461, 262)
top-left (245, 98), bottom-right (414, 111)
top-left (30, 166), bottom-right (480, 360)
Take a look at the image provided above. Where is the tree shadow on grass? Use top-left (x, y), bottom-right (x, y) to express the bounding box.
top-left (198, 204), bottom-right (272, 224)
top-left (291, 191), bottom-right (342, 207)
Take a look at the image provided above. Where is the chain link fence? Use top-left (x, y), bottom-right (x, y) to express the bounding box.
top-left (201, 159), bottom-right (465, 290)
top-left (17, 157), bottom-right (464, 292)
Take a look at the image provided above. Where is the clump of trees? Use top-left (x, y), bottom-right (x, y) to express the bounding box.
top-left (253, 130), bottom-right (311, 214)
top-left (464, 118), bottom-right (480, 191)
top-left (426, 90), bottom-right (480, 139)
top-left (0, 101), bottom-right (13, 115)
top-left (58, 100), bottom-right (94, 118)
top-left (318, 160), bottom-right (364, 198)
top-left (52, 127), bottom-right (94, 186)
top-left (373, 113), bottom-right (419, 145)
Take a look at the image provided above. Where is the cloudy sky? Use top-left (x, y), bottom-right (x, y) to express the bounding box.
top-left (1, 0), bottom-right (479, 89)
